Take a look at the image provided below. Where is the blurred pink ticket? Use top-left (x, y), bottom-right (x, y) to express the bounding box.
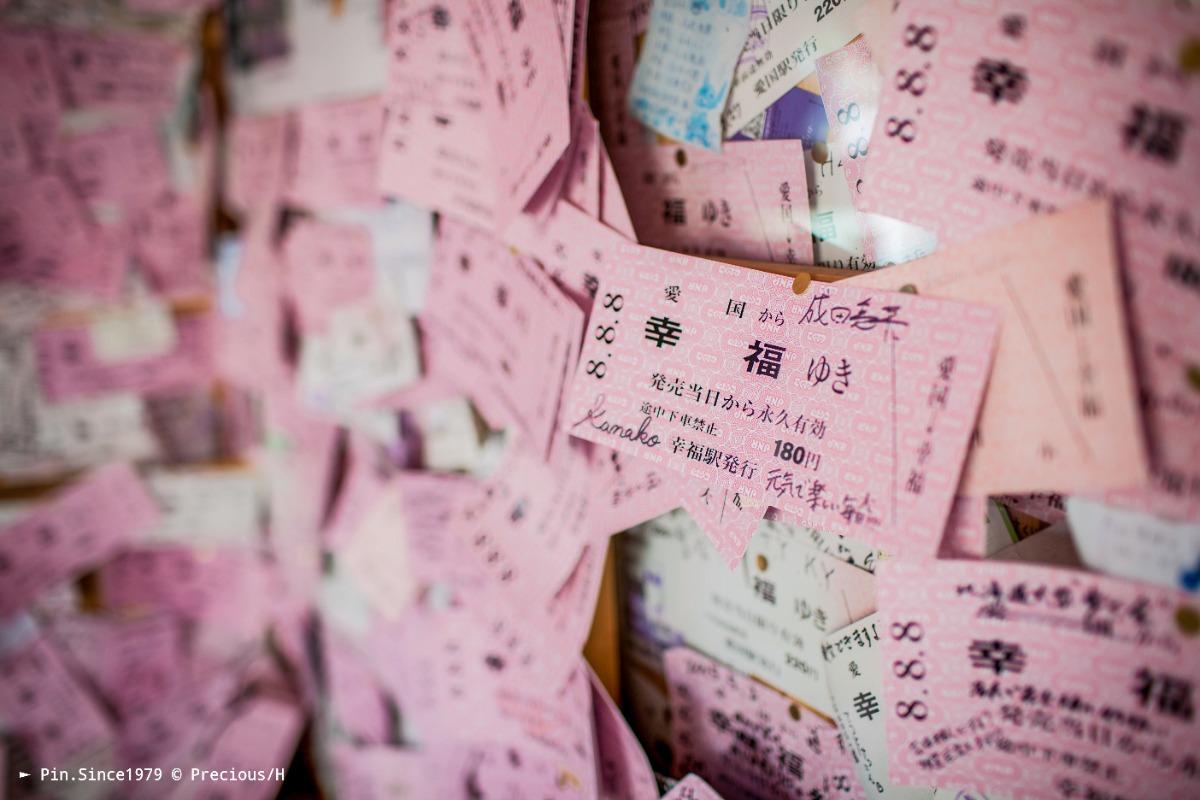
top-left (35, 309), bottom-right (213, 402)
top-left (0, 633), bottom-right (116, 766)
top-left (464, 0), bottom-right (571, 230)
top-left (423, 218), bottom-right (582, 458)
top-left (0, 462), bottom-right (159, 619)
top-left (562, 244), bottom-right (998, 559)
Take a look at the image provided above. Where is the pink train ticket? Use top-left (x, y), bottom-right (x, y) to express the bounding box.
top-left (387, 607), bottom-right (597, 786)
top-left (563, 111), bottom-right (603, 218)
top-left (463, 0), bottom-right (571, 230)
top-left (599, 136), bottom-right (637, 240)
top-left (561, 245), bottom-right (999, 558)
top-left (624, 140), bottom-right (815, 265)
top-left (0, 633), bottom-right (116, 767)
top-left (844, 200), bottom-right (1147, 496)
top-left (504, 194), bottom-right (632, 305)
top-left (665, 645), bottom-right (865, 799)
top-left (816, 36), bottom-right (881, 212)
top-left (35, 309), bottom-right (213, 402)
top-left (423, 218), bottom-right (583, 458)
top-left (589, 447), bottom-right (680, 538)
top-left (663, 774), bottom-right (725, 800)
top-left (132, 190), bottom-right (211, 296)
top-left (859, 0), bottom-right (1200, 520)
top-left (287, 93), bottom-right (383, 210)
top-left (453, 435), bottom-right (596, 606)
top-left (96, 546), bottom-right (242, 619)
top-left (187, 698), bottom-right (303, 800)
top-left (877, 558), bottom-right (1200, 799)
top-left (0, 463), bottom-right (159, 618)
top-left (48, 612), bottom-right (181, 719)
top-left (56, 122), bottom-right (170, 214)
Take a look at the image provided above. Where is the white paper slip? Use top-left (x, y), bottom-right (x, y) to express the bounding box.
top-left (1067, 497), bottom-right (1200, 593)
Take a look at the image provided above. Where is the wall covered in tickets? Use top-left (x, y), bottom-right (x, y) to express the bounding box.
top-left (0, 0), bottom-right (1198, 799)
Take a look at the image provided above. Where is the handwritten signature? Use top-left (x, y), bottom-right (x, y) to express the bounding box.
top-left (571, 394), bottom-right (661, 449)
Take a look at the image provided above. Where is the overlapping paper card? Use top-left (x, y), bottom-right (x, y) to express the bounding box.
top-left (665, 645), bottom-right (865, 799)
top-left (722, 0), bottom-right (866, 134)
top-left (860, 0), bottom-right (1200, 519)
top-left (562, 244), bottom-right (999, 559)
top-left (423, 219), bottom-right (583, 458)
top-left (0, 463), bottom-right (159, 618)
top-left (877, 558), bottom-right (1200, 799)
top-left (623, 508), bottom-right (876, 712)
top-left (845, 200), bottom-right (1147, 495)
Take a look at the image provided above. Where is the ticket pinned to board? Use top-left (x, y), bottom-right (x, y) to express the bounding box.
top-left (844, 199), bottom-right (1147, 496)
top-left (561, 243), bottom-right (999, 560)
top-left (858, 0), bottom-right (1200, 520)
top-left (876, 558), bottom-right (1200, 799)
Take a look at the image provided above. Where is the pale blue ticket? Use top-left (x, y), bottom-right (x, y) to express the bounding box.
top-left (627, 0), bottom-right (750, 151)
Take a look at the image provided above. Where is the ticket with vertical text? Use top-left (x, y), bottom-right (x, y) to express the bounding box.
top-left (561, 245), bottom-right (999, 557)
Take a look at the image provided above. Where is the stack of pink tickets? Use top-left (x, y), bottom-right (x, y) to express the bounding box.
top-left (1, 0), bottom-right (1198, 798)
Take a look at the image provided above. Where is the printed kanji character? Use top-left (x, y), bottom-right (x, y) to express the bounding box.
top-left (973, 58), bottom-right (1029, 105)
top-left (662, 198), bottom-right (686, 225)
top-left (968, 639), bottom-right (1028, 675)
top-left (745, 340), bottom-right (787, 379)
top-left (753, 576), bottom-right (777, 604)
top-left (1133, 668), bottom-right (1194, 721)
top-left (644, 316), bottom-right (683, 348)
top-left (778, 748), bottom-right (805, 781)
top-left (853, 691), bottom-right (880, 721)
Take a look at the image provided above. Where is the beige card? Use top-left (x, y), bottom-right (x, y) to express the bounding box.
top-left (845, 199), bottom-right (1147, 495)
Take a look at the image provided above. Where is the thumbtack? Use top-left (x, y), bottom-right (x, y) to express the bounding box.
top-left (792, 272), bottom-right (812, 295)
top-left (1176, 605), bottom-right (1199, 636)
top-left (900, 283), bottom-right (919, 294)
top-left (1180, 39), bottom-right (1200, 73)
